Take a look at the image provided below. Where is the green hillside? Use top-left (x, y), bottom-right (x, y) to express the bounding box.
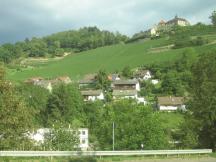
top-left (7, 37), bottom-right (216, 82)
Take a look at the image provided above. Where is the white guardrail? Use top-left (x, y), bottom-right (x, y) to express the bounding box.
top-left (0, 149), bottom-right (212, 157)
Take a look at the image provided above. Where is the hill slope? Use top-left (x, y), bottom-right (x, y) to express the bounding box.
top-left (7, 37), bottom-right (216, 81)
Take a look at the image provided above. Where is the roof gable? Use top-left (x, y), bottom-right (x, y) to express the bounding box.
top-left (158, 96), bottom-right (184, 106)
top-left (113, 90), bottom-right (137, 96)
top-left (81, 90), bottom-right (103, 96)
top-left (113, 79), bottom-right (138, 85)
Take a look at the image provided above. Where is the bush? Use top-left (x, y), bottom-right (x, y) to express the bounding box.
top-left (68, 157), bottom-right (97, 162)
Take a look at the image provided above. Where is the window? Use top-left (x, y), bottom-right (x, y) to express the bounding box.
top-left (82, 139), bottom-right (86, 144)
top-left (82, 131), bottom-right (86, 135)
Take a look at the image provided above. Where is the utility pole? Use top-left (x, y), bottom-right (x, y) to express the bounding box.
top-left (112, 122), bottom-right (115, 151)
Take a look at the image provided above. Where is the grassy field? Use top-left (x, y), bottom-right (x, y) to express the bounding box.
top-left (6, 36), bottom-right (216, 82)
top-left (0, 154), bottom-right (215, 162)
top-left (159, 112), bottom-right (184, 130)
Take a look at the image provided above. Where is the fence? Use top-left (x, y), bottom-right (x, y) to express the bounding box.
top-left (0, 149), bottom-right (212, 157)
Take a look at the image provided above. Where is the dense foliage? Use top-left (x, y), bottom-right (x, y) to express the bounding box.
top-left (46, 84), bottom-right (84, 127)
top-left (0, 27), bottom-right (128, 64)
top-left (43, 126), bottom-right (79, 151)
top-left (84, 100), bottom-right (169, 150)
top-left (0, 66), bottom-right (34, 150)
top-left (185, 50), bottom-right (216, 150)
top-left (145, 48), bottom-right (195, 97)
top-left (169, 24), bottom-right (215, 49)
top-left (45, 27), bottom-right (128, 52)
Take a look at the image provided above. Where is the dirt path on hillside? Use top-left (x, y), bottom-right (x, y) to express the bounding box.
top-left (148, 44), bottom-right (174, 53)
top-left (20, 52), bottom-right (70, 65)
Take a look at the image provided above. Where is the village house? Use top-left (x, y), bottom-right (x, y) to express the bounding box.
top-left (150, 27), bottom-right (158, 36)
top-left (53, 76), bottom-right (72, 84)
top-left (134, 69), bottom-right (152, 81)
top-left (112, 79), bottom-right (140, 91)
top-left (108, 74), bottom-right (121, 81)
top-left (25, 77), bottom-right (53, 92)
top-left (157, 96), bottom-right (185, 111)
top-left (112, 89), bottom-right (146, 104)
top-left (151, 79), bottom-right (159, 85)
top-left (150, 20), bottom-right (167, 36)
top-left (81, 89), bottom-right (104, 102)
top-left (30, 128), bottom-right (89, 151)
top-left (24, 77), bottom-right (44, 84)
top-left (34, 80), bottom-right (53, 92)
top-left (112, 89), bottom-right (138, 99)
top-left (25, 76), bottom-right (72, 92)
top-left (79, 74), bottom-right (97, 89)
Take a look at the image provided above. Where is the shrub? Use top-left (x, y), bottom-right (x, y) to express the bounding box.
top-left (68, 157), bottom-right (97, 162)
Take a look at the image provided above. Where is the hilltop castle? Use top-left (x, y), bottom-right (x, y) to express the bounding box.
top-left (150, 15), bottom-right (190, 36)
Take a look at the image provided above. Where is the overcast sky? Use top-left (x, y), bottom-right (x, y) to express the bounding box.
top-left (0, 0), bottom-right (216, 44)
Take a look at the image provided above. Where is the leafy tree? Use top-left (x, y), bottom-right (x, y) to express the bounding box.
top-left (175, 48), bottom-right (195, 72)
top-left (96, 69), bottom-right (111, 91)
top-left (210, 10), bottom-right (216, 26)
top-left (0, 67), bottom-right (34, 150)
top-left (140, 80), bottom-right (154, 96)
top-left (122, 66), bottom-right (133, 78)
top-left (17, 84), bottom-right (50, 126)
top-left (28, 38), bottom-right (48, 57)
top-left (46, 84), bottom-right (84, 127)
top-left (91, 100), bottom-right (169, 150)
top-left (0, 47), bottom-right (12, 63)
top-left (161, 71), bottom-right (185, 96)
top-left (43, 126), bottom-right (79, 151)
top-left (179, 117), bottom-right (199, 148)
top-left (188, 50), bottom-right (216, 150)
top-left (83, 101), bottom-right (104, 150)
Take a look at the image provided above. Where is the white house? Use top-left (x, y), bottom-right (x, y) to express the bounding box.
top-left (150, 27), bottom-right (157, 36)
top-left (30, 128), bottom-right (89, 151)
top-left (157, 96), bottom-right (185, 111)
top-left (137, 97), bottom-right (147, 105)
top-left (81, 90), bottom-right (104, 102)
top-left (78, 128), bottom-right (89, 150)
top-left (112, 80), bottom-right (140, 91)
top-left (134, 70), bottom-right (152, 81)
top-left (143, 70), bottom-right (152, 80)
top-left (34, 80), bottom-right (53, 92)
top-left (112, 90), bottom-right (146, 105)
top-left (151, 79), bottom-right (159, 85)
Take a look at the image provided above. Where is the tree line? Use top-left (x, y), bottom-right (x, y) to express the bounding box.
top-left (0, 27), bottom-right (128, 64)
